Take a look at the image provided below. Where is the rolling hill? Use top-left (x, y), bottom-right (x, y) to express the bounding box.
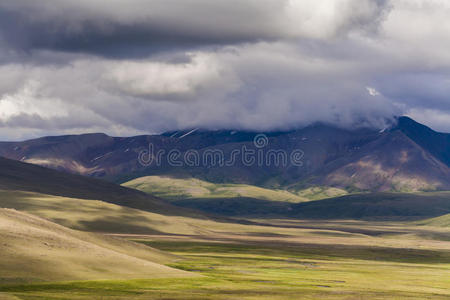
top-left (122, 175), bottom-right (314, 203)
top-left (0, 189), bottom-right (205, 235)
top-left (416, 214), bottom-right (450, 227)
top-left (0, 156), bottom-right (177, 214)
top-left (123, 175), bottom-right (450, 219)
top-left (0, 157), bottom-right (265, 235)
top-left (0, 208), bottom-right (192, 284)
top-left (0, 157), bottom-right (237, 235)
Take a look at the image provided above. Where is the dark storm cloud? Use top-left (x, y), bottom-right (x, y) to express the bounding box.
top-left (0, 0), bottom-right (450, 139)
top-left (0, 0), bottom-right (389, 58)
top-left (0, 0), bottom-right (273, 57)
top-left (0, 10), bottom-right (246, 58)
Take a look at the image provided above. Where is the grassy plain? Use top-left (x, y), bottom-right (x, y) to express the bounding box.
top-left (1, 183), bottom-right (449, 299)
top-left (1, 216), bottom-right (449, 299)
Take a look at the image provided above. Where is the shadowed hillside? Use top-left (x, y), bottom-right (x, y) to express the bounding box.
top-left (0, 157), bottom-right (177, 214)
top-left (290, 192), bottom-right (450, 219)
top-left (396, 116), bottom-right (450, 167)
top-left (0, 208), bottom-right (192, 284)
top-left (1, 117), bottom-right (450, 193)
top-left (311, 130), bottom-right (450, 192)
top-left (124, 175), bottom-right (450, 219)
top-left (0, 189), bottom-right (232, 235)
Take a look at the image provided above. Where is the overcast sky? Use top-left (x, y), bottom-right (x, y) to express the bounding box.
top-left (0, 0), bottom-right (449, 140)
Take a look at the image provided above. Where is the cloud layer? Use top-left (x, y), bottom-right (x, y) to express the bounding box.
top-left (0, 0), bottom-right (449, 140)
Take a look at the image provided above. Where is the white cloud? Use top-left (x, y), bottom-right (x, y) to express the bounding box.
top-left (104, 53), bottom-right (240, 99)
top-left (366, 87), bottom-right (380, 96)
top-left (0, 80), bottom-right (67, 120)
top-left (0, 0), bottom-right (449, 139)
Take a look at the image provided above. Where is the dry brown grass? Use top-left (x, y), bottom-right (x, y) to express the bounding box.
top-left (0, 208), bottom-right (194, 284)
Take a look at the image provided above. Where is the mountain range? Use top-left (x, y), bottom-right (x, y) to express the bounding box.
top-left (1, 116), bottom-right (449, 287)
top-left (1, 116), bottom-right (450, 193)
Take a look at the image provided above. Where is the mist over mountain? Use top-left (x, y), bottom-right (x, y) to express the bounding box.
top-left (1, 116), bottom-right (449, 193)
top-left (1, 1), bottom-right (450, 139)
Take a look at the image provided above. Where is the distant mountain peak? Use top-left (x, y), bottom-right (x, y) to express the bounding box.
top-left (1, 116), bottom-right (450, 193)
top-left (394, 116), bottom-right (435, 133)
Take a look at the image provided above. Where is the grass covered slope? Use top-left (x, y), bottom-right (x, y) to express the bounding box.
top-left (291, 186), bottom-right (348, 200)
top-left (123, 176), bottom-right (450, 219)
top-left (123, 175), bottom-right (314, 216)
top-left (0, 157), bottom-right (216, 235)
top-left (0, 208), bottom-right (192, 284)
top-left (0, 157), bottom-right (173, 214)
top-left (417, 214), bottom-right (450, 227)
top-left (0, 189), bottom-right (219, 235)
top-left (123, 176), bottom-right (308, 203)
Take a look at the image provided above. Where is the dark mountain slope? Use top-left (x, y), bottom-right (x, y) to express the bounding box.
top-left (0, 117), bottom-right (449, 192)
top-left (0, 125), bottom-right (380, 185)
top-left (395, 116), bottom-right (450, 167)
top-left (0, 156), bottom-right (175, 214)
top-left (309, 130), bottom-right (450, 192)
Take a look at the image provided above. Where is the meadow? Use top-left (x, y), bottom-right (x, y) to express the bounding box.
top-left (1, 217), bottom-right (449, 299)
top-left (1, 176), bottom-right (449, 299)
